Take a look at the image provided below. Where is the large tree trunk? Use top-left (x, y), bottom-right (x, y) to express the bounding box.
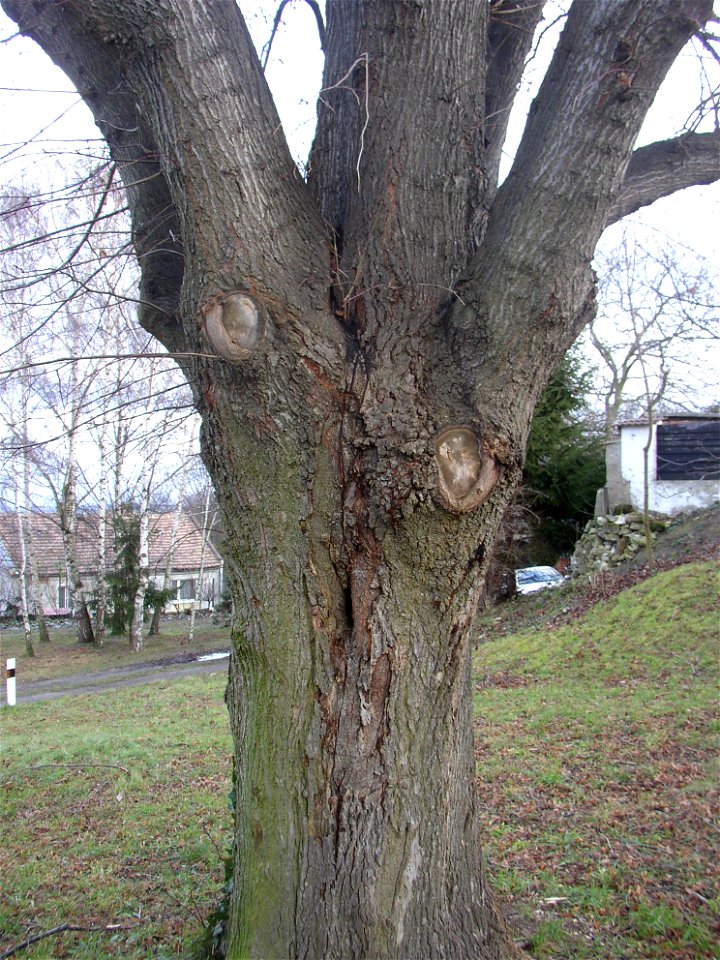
top-left (3, 1), bottom-right (716, 956)
top-left (186, 265), bottom-right (524, 958)
top-left (206, 367), bottom-right (518, 957)
top-left (210, 400), bottom-right (519, 956)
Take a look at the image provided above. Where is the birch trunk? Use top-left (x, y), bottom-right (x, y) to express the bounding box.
top-left (54, 312), bottom-right (95, 643)
top-left (149, 427), bottom-right (196, 636)
top-left (129, 470), bottom-right (151, 652)
top-left (130, 498), bottom-right (150, 651)
top-left (24, 508), bottom-right (50, 645)
top-left (94, 417), bottom-right (110, 646)
top-left (18, 354), bottom-right (50, 644)
top-left (186, 484), bottom-right (216, 647)
top-left (58, 469), bottom-right (96, 644)
top-left (13, 487), bottom-right (35, 658)
top-left (129, 359), bottom-right (165, 651)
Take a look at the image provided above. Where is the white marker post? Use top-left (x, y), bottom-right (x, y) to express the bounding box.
top-left (6, 658), bottom-right (16, 706)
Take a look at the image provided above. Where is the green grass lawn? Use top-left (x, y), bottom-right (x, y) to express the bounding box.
top-left (0, 616), bottom-right (231, 684)
top-left (0, 562), bottom-right (717, 958)
top-left (0, 675), bottom-right (233, 959)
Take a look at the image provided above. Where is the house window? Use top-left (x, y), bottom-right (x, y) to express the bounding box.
top-left (179, 579), bottom-right (196, 601)
top-left (656, 421), bottom-right (720, 481)
top-left (58, 584), bottom-right (70, 608)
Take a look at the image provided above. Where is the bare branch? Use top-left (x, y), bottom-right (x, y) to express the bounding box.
top-left (261, 0), bottom-right (292, 70)
top-left (29, 761), bottom-right (130, 773)
top-left (2, 0), bottom-right (185, 350)
top-left (0, 351), bottom-right (229, 377)
top-left (261, 0), bottom-right (326, 71)
top-left (452, 0), bottom-right (715, 437)
top-left (608, 131), bottom-right (720, 226)
top-left (0, 923), bottom-right (136, 960)
top-left (0, 207), bottom-right (126, 258)
top-left (485, 0), bottom-right (547, 200)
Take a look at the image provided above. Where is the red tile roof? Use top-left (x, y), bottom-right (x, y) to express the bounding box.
top-left (0, 511), bottom-right (222, 579)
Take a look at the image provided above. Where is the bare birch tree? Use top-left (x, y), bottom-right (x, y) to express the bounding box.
top-left (12, 484), bottom-right (34, 656)
top-left (589, 235), bottom-right (719, 435)
top-left (148, 421), bottom-right (197, 636)
top-left (186, 480), bottom-right (217, 647)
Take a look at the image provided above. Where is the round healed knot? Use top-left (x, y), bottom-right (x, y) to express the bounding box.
top-left (434, 427), bottom-right (498, 513)
top-left (202, 291), bottom-right (265, 361)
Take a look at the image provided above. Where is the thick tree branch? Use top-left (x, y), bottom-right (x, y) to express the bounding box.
top-left (96, 0), bottom-right (330, 304)
top-left (607, 131), bottom-right (720, 225)
top-left (485, 0), bottom-right (547, 201)
top-left (1, 0), bottom-right (184, 352)
top-left (308, 0), bottom-right (489, 289)
top-left (304, 1), bottom-right (497, 486)
top-left (451, 0), bottom-right (714, 441)
top-left (1, 0), bottom-right (344, 380)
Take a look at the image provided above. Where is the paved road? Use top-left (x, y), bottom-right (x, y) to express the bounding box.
top-left (1, 652), bottom-right (230, 705)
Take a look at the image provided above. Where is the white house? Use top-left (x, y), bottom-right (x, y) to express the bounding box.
top-left (0, 511), bottom-right (224, 615)
top-left (598, 414), bottom-right (720, 516)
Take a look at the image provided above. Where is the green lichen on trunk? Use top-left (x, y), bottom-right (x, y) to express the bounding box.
top-left (214, 408), bottom-right (520, 957)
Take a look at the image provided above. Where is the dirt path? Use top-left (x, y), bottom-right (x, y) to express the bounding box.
top-left (1, 651), bottom-right (230, 704)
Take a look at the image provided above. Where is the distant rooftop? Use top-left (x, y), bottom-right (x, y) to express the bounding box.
top-left (615, 413), bottom-right (720, 429)
top-left (0, 511), bottom-right (222, 579)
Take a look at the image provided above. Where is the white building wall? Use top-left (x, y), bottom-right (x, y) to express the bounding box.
top-left (620, 425), bottom-right (720, 515)
top-left (8, 566), bottom-right (224, 615)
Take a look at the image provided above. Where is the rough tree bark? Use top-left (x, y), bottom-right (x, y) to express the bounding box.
top-left (3, 1), bottom-right (718, 957)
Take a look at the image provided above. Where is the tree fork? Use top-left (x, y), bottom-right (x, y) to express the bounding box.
top-left (2, 0), bottom-right (718, 957)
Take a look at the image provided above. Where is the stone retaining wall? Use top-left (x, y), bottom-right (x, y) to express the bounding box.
top-left (571, 512), bottom-right (671, 577)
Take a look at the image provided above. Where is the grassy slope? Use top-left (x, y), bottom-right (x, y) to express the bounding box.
top-left (474, 561), bottom-right (719, 959)
top-left (0, 563), bottom-right (716, 958)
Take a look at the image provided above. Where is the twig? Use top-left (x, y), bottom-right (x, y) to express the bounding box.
top-left (357, 53), bottom-right (369, 193)
top-left (262, 0), bottom-right (326, 70)
top-left (261, 0), bottom-right (291, 70)
top-left (0, 923), bottom-right (132, 959)
top-left (202, 823), bottom-right (224, 861)
top-left (159, 883), bottom-right (207, 926)
top-left (30, 762), bottom-right (130, 774)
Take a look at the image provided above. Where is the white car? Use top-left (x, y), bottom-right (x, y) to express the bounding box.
top-left (514, 566), bottom-right (567, 596)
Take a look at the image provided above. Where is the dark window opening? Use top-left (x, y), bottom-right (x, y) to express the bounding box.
top-left (656, 421), bottom-right (720, 481)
